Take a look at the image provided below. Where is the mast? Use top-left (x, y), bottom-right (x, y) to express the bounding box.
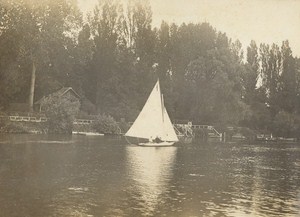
top-left (157, 78), bottom-right (164, 123)
top-left (161, 94), bottom-right (164, 123)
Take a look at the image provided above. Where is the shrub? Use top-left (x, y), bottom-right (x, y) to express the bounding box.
top-left (0, 117), bottom-right (9, 132)
top-left (0, 120), bottom-right (46, 134)
top-left (92, 114), bottom-right (120, 134)
top-left (43, 95), bottom-right (80, 134)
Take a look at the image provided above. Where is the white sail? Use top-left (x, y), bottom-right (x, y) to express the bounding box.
top-left (162, 107), bottom-right (179, 142)
top-left (125, 80), bottom-right (164, 140)
top-left (125, 80), bottom-right (178, 142)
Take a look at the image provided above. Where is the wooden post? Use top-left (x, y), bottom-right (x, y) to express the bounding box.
top-left (28, 61), bottom-right (36, 112)
top-left (222, 132), bottom-right (226, 142)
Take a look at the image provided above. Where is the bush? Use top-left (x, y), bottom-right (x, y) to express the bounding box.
top-left (2, 122), bottom-right (29, 133)
top-left (0, 120), bottom-right (46, 134)
top-left (92, 114), bottom-right (120, 134)
top-left (0, 117), bottom-right (9, 132)
top-left (43, 95), bottom-right (80, 134)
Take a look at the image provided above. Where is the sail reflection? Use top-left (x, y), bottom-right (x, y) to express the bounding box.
top-left (126, 146), bottom-right (177, 215)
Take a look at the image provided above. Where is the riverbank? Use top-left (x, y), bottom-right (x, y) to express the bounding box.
top-left (0, 113), bottom-right (126, 135)
top-left (0, 119), bottom-right (47, 134)
top-left (0, 114), bottom-right (298, 143)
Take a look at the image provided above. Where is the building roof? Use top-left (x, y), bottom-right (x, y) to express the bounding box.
top-left (35, 87), bottom-right (81, 104)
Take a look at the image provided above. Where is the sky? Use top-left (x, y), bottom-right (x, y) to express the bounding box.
top-left (78, 0), bottom-right (300, 57)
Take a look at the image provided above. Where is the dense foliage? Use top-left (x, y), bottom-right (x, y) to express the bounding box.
top-left (92, 114), bottom-right (120, 134)
top-left (0, 0), bottom-right (299, 137)
top-left (42, 94), bottom-right (80, 134)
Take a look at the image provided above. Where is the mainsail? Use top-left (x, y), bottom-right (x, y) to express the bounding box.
top-left (162, 106), bottom-right (179, 141)
top-left (125, 80), bottom-right (179, 142)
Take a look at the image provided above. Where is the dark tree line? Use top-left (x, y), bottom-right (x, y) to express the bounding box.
top-left (0, 0), bottom-right (299, 137)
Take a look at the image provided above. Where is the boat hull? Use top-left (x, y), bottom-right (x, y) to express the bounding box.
top-left (84, 132), bottom-right (104, 136)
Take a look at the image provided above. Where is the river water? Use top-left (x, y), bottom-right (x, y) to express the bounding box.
top-left (0, 134), bottom-right (299, 217)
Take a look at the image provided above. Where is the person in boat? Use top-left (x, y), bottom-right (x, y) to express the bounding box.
top-left (149, 136), bottom-right (163, 143)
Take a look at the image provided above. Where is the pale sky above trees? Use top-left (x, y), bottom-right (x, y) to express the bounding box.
top-left (78, 0), bottom-right (300, 57)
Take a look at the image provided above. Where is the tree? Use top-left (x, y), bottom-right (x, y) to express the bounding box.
top-left (259, 43), bottom-right (281, 117)
top-left (128, 0), bottom-right (156, 105)
top-left (154, 21), bottom-right (175, 116)
top-left (0, 0), bottom-right (82, 111)
top-left (89, 0), bottom-right (121, 112)
top-left (278, 40), bottom-right (296, 113)
top-left (183, 32), bottom-right (247, 126)
top-left (70, 23), bottom-right (94, 96)
top-left (0, 0), bottom-right (39, 109)
top-left (242, 40), bottom-right (259, 105)
top-left (169, 23), bottom-right (218, 120)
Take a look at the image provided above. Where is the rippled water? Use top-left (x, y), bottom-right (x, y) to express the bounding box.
top-left (0, 134), bottom-right (299, 217)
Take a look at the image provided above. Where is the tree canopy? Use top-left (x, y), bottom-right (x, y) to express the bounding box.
top-left (0, 0), bottom-right (299, 137)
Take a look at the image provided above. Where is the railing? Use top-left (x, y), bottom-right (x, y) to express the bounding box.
top-left (174, 124), bottom-right (194, 137)
top-left (173, 125), bottom-right (185, 137)
top-left (0, 116), bottom-right (95, 125)
top-left (173, 123), bottom-right (221, 138)
top-left (73, 119), bottom-right (94, 124)
top-left (0, 115), bottom-right (47, 122)
top-left (190, 125), bottom-right (221, 137)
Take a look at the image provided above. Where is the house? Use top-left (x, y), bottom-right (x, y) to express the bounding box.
top-left (35, 87), bottom-right (80, 112)
top-left (35, 87), bottom-right (96, 114)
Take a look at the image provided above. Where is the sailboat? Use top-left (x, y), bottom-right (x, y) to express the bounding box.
top-left (125, 79), bottom-right (179, 146)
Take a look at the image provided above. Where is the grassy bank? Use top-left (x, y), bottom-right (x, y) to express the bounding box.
top-left (0, 113), bottom-right (124, 135)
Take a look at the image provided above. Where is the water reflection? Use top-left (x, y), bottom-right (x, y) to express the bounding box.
top-left (126, 146), bottom-right (177, 216)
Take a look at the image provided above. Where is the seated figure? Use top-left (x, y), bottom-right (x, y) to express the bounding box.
top-left (149, 136), bottom-right (163, 143)
top-left (153, 137), bottom-right (163, 143)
